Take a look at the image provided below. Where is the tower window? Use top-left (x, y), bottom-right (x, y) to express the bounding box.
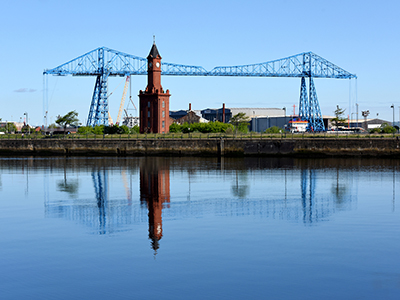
top-left (162, 111), bottom-right (165, 118)
top-left (162, 101), bottom-right (165, 108)
top-left (148, 111), bottom-right (150, 118)
top-left (148, 101), bottom-right (150, 108)
top-left (162, 121), bottom-right (165, 128)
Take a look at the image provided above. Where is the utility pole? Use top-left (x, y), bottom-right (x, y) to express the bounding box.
top-left (356, 103), bottom-right (359, 129)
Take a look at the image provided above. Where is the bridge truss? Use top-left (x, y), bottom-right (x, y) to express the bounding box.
top-left (43, 47), bottom-right (356, 130)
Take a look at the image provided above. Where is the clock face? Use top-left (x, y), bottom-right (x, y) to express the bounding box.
top-left (156, 62), bottom-right (160, 68)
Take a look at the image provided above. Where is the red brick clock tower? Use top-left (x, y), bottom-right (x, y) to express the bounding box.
top-left (139, 42), bottom-right (171, 133)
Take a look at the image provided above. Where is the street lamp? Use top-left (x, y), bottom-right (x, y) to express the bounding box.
top-left (351, 113), bottom-right (356, 128)
top-left (356, 103), bottom-right (359, 129)
top-left (24, 112), bottom-right (30, 135)
top-left (391, 104), bottom-right (395, 127)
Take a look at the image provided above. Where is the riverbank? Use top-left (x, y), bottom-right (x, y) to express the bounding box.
top-left (0, 137), bottom-right (399, 157)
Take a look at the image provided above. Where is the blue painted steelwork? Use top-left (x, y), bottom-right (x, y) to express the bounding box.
top-left (92, 170), bottom-right (108, 234)
top-left (298, 77), bottom-right (325, 131)
top-left (86, 48), bottom-right (111, 126)
top-left (43, 47), bottom-right (356, 127)
top-left (308, 77), bottom-right (325, 131)
top-left (298, 77), bottom-right (308, 120)
top-left (208, 52), bottom-right (356, 79)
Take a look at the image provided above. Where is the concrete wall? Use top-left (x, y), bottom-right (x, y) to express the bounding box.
top-left (1, 138), bottom-right (400, 157)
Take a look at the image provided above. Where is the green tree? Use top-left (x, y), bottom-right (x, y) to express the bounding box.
top-left (1, 122), bottom-right (17, 133)
top-left (169, 123), bottom-right (182, 133)
top-left (119, 125), bottom-right (130, 134)
top-left (331, 105), bottom-right (347, 130)
top-left (264, 126), bottom-right (282, 134)
top-left (93, 125), bottom-right (104, 135)
top-left (130, 125), bottom-right (140, 134)
top-left (380, 123), bottom-right (396, 134)
top-left (21, 125), bottom-right (31, 133)
top-left (230, 113), bottom-right (250, 134)
top-left (55, 111), bottom-right (79, 134)
top-left (77, 126), bottom-right (93, 134)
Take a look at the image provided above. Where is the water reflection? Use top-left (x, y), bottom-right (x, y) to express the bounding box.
top-left (231, 170), bottom-right (249, 198)
top-left (2, 156), bottom-right (393, 253)
top-left (92, 170), bottom-right (108, 234)
top-left (140, 158), bottom-right (170, 253)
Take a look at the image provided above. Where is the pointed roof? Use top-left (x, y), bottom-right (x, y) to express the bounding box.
top-left (147, 43), bottom-right (161, 59)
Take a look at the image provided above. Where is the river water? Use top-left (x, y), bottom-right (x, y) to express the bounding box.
top-left (0, 156), bottom-right (399, 299)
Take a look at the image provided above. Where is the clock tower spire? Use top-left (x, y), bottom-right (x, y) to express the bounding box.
top-left (139, 42), bottom-right (171, 134)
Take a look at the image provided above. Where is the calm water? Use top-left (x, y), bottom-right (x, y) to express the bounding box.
top-left (0, 156), bottom-right (399, 300)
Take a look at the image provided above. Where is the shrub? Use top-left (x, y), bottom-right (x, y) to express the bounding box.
top-left (93, 125), bottom-right (104, 135)
top-left (119, 125), bottom-right (130, 134)
top-left (130, 125), bottom-right (140, 134)
top-left (78, 126), bottom-right (93, 134)
top-left (170, 122), bottom-right (232, 134)
top-left (382, 125), bottom-right (396, 134)
top-left (264, 126), bottom-right (282, 134)
top-left (169, 123), bottom-right (182, 133)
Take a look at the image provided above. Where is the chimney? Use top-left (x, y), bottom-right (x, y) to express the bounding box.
top-left (189, 103), bottom-right (192, 111)
top-left (222, 103), bottom-right (226, 123)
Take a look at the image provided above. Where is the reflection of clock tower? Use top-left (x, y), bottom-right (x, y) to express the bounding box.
top-left (140, 158), bottom-right (171, 254)
top-left (139, 42), bottom-right (171, 134)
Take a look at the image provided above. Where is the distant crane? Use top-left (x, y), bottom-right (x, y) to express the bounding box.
top-left (116, 76), bottom-right (130, 125)
top-left (108, 112), bottom-right (113, 125)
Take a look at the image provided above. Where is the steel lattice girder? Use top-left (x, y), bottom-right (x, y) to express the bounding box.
top-left (298, 77), bottom-right (325, 132)
top-left (86, 48), bottom-right (110, 127)
top-left (43, 47), bottom-right (356, 79)
top-left (298, 77), bottom-right (308, 119)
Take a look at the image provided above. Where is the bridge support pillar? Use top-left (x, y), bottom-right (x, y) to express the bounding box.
top-left (87, 48), bottom-right (110, 127)
top-left (298, 77), bottom-right (325, 132)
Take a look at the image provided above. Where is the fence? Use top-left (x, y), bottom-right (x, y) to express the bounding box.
top-left (0, 131), bottom-right (399, 140)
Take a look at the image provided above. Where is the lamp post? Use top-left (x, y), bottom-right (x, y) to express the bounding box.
top-left (356, 103), bottom-right (359, 129)
top-left (391, 104), bottom-right (395, 126)
top-left (283, 107), bottom-right (287, 131)
top-left (391, 104), bottom-right (395, 136)
top-left (351, 113), bottom-right (356, 129)
top-left (24, 112), bottom-right (30, 135)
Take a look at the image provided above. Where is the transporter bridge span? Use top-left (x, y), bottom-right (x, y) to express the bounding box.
top-left (43, 47), bottom-right (357, 131)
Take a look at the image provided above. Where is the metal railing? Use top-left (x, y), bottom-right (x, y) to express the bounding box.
top-left (0, 131), bottom-right (399, 140)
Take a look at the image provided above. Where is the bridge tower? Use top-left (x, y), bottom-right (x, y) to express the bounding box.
top-left (139, 43), bottom-right (171, 133)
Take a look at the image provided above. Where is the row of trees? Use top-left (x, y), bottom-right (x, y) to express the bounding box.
top-left (169, 121), bottom-right (234, 133)
top-left (52, 111), bottom-right (252, 135)
top-left (49, 108), bottom-right (399, 136)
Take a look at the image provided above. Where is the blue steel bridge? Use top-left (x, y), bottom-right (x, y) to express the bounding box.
top-left (43, 47), bottom-right (357, 131)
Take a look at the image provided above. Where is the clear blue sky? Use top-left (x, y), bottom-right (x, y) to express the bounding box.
top-left (1, 0), bottom-right (399, 125)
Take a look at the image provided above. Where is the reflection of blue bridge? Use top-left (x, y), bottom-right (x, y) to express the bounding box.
top-left (43, 47), bottom-right (356, 131)
top-left (45, 169), bottom-right (347, 233)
